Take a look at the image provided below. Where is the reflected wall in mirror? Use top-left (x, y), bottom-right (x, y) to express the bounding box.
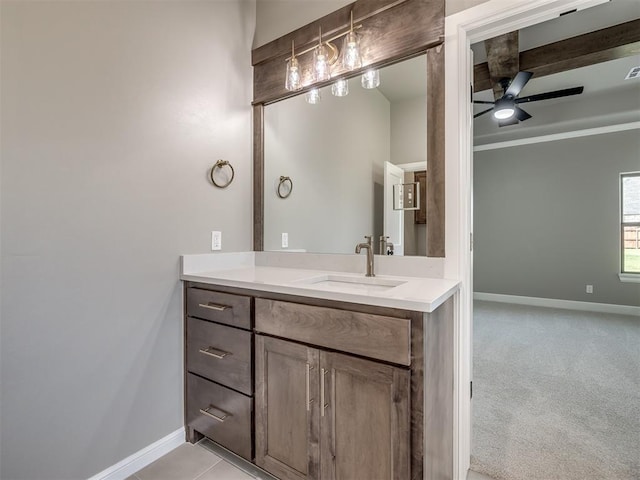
top-left (264, 55), bottom-right (428, 256)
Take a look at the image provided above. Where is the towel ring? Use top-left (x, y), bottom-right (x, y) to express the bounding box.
top-left (277, 176), bottom-right (293, 199)
top-left (210, 160), bottom-right (235, 188)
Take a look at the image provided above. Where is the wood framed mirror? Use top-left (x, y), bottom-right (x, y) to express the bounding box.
top-left (252, 0), bottom-right (445, 257)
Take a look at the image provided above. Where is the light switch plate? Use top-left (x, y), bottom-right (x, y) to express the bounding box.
top-left (282, 232), bottom-right (288, 248)
top-left (212, 231), bottom-right (222, 251)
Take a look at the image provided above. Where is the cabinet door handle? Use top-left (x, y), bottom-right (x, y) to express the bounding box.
top-left (198, 302), bottom-right (230, 311)
top-left (199, 346), bottom-right (230, 359)
top-left (306, 363), bottom-right (314, 411)
top-left (199, 405), bottom-right (230, 422)
top-left (321, 368), bottom-right (329, 417)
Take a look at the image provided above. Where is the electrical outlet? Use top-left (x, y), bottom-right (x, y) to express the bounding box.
top-left (211, 231), bottom-right (222, 251)
top-left (586, 284), bottom-right (593, 294)
top-left (282, 232), bottom-right (288, 248)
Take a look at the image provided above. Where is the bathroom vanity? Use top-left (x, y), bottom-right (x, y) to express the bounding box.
top-left (184, 0), bottom-right (453, 477)
top-left (181, 253), bottom-right (458, 480)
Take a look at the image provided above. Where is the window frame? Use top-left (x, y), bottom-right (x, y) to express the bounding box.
top-left (620, 171), bottom-right (640, 281)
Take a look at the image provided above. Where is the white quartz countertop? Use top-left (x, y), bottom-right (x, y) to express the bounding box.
top-left (181, 253), bottom-right (459, 313)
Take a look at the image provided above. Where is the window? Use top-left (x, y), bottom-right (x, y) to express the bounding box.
top-left (621, 172), bottom-right (640, 274)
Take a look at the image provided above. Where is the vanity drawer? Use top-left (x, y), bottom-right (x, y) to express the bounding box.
top-left (186, 373), bottom-right (252, 461)
top-left (186, 317), bottom-right (252, 395)
top-left (255, 299), bottom-right (411, 366)
top-left (186, 288), bottom-right (251, 330)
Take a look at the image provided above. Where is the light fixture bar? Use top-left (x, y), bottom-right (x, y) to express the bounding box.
top-left (283, 0), bottom-right (402, 62)
top-left (284, 23), bottom-right (363, 62)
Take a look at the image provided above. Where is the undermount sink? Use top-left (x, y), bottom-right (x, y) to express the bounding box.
top-left (295, 274), bottom-right (406, 293)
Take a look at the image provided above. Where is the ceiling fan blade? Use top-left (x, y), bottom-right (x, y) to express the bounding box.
top-left (516, 86), bottom-right (584, 104)
top-left (498, 116), bottom-right (519, 127)
top-left (504, 71), bottom-right (533, 97)
top-left (473, 100), bottom-right (495, 105)
top-left (474, 107), bottom-right (494, 119)
top-left (514, 106), bottom-right (532, 121)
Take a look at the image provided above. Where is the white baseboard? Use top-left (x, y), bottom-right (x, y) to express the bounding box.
top-left (87, 427), bottom-right (185, 480)
top-left (473, 292), bottom-right (640, 316)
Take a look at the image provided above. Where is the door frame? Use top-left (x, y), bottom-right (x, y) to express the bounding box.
top-left (443, 0), bottom-right (609, 477)
top-left (384, 161), bottom-right (407, 256)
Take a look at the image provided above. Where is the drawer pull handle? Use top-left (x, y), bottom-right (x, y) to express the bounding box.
top-left (321, 368), bottom-right (329, 417)
top-left (306, 363), bottom-right (314, 412)
top-left (199, 347), bottom-right (230, 359)
top-left (198, 302), bottom-right (230, 312)
top-left (199, 405), bottom-right (230, 422)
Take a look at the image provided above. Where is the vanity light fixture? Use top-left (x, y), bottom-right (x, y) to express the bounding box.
top-left (331, 78), bottom-right (349, 97)
top-left (341, 11), bottom-right (362, 70)
top-left (283, 11), bottom-right (364, 91)
top-left (306, 88), bottom-right (321, 104)
top-left (361, 69), bottom-right (380, 89)
top-left (313, 27), bottom-right (331, 82)
top-left (285, 40), bottom-right (302, 91)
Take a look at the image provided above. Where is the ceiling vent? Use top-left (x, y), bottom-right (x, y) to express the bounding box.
top-left (625, 66), bottom-right (640, 80)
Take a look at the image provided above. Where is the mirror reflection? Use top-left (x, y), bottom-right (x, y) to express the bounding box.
top-left (264, 55), bottom-right (428, 256)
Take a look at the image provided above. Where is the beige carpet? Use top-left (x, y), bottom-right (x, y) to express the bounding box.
top-left (470, 300), bottom-right (640, 480)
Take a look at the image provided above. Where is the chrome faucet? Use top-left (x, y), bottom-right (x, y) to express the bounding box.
top-left (355, 235), bottom-right (375, 277)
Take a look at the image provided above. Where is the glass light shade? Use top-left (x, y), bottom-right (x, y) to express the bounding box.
top-left (313, 44), bottom-right (331, 82)
top-left (361, 69), bottom-right (380, 89)
top-left (331, 78), bottom-right (349, 97)
top-left (301, 66), bottom-right (315, 86)
top-left (285, 57), bottom-right (302, 91)
top-left (306, 88), bottom-right (321, 104)
top-left (341, 31), bottom-right (362, 70)
top-left (493, 98), bottom-right (515, 119)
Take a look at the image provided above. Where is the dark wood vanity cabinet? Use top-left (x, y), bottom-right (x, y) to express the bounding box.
top-left (254, 335), bottom-right (317, 480)
top-left (255, 335), bottom-right (410, 480)
top-left (184, 282), bottom-right (454, 480)
top-left (184, 286), bottom-right (254, 461)
top-left (254, 299), bottom-right (411, 480)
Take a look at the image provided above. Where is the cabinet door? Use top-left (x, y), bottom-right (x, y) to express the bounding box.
top-left (255, 335), bottom-right (320, 480)
top-left (319, 351), bottom-right (410, 480)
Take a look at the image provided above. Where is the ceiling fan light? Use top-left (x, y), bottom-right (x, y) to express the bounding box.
top-left (493, 98), bottom-right (515, 119)
top-left (494, 107), bottom-right (515, 119)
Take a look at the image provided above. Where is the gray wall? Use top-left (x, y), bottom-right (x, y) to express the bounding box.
top-left (253, 0), bottom-right (351, 47)
top-left (474, 130), bottom-right (640, 306)
top-left (446, 0), bottom-right (490, 16)
top-left (391, 96), bottom-right (427, 165)
top-left (253, 0), bottom-right (485, 48)
top-left (264, 83), bottom-right (390, 253)
top-left (391, 96), bottom-right (428, 256)
top-left (0, 1), bottom-right (255, 478)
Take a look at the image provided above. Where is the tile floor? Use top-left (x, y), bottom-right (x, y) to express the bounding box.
top-left (127, 441), bottom-right (274, 480)
top-left (467, 470), bottom-right (496, 480)
top-left (128, 440), bottom-right (496, 480)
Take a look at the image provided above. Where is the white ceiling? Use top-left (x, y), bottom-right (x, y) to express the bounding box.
top-left (470, 0), bottom-right (640, 137)
top-left (471, 0), bottom-right (640, 65)
top-left (375, 0), bottom-right (640, 117)
top-left (473, 55), bottom-right (640, 103)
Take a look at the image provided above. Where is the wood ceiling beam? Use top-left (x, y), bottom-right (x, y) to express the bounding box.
top-left (484, 32), bottom-right (519, 99)
top-left (474, 19), bottom-right (640, 92)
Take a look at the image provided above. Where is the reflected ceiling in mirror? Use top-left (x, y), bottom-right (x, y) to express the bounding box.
top-left (264, 55), bottom-right (428, 256)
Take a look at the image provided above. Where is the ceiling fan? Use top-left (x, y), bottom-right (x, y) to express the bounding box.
top-left (473, 71), bottom-right (584, 126)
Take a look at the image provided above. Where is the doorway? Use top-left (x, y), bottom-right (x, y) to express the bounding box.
top-left (443, 0), bottom-right (639, 478)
